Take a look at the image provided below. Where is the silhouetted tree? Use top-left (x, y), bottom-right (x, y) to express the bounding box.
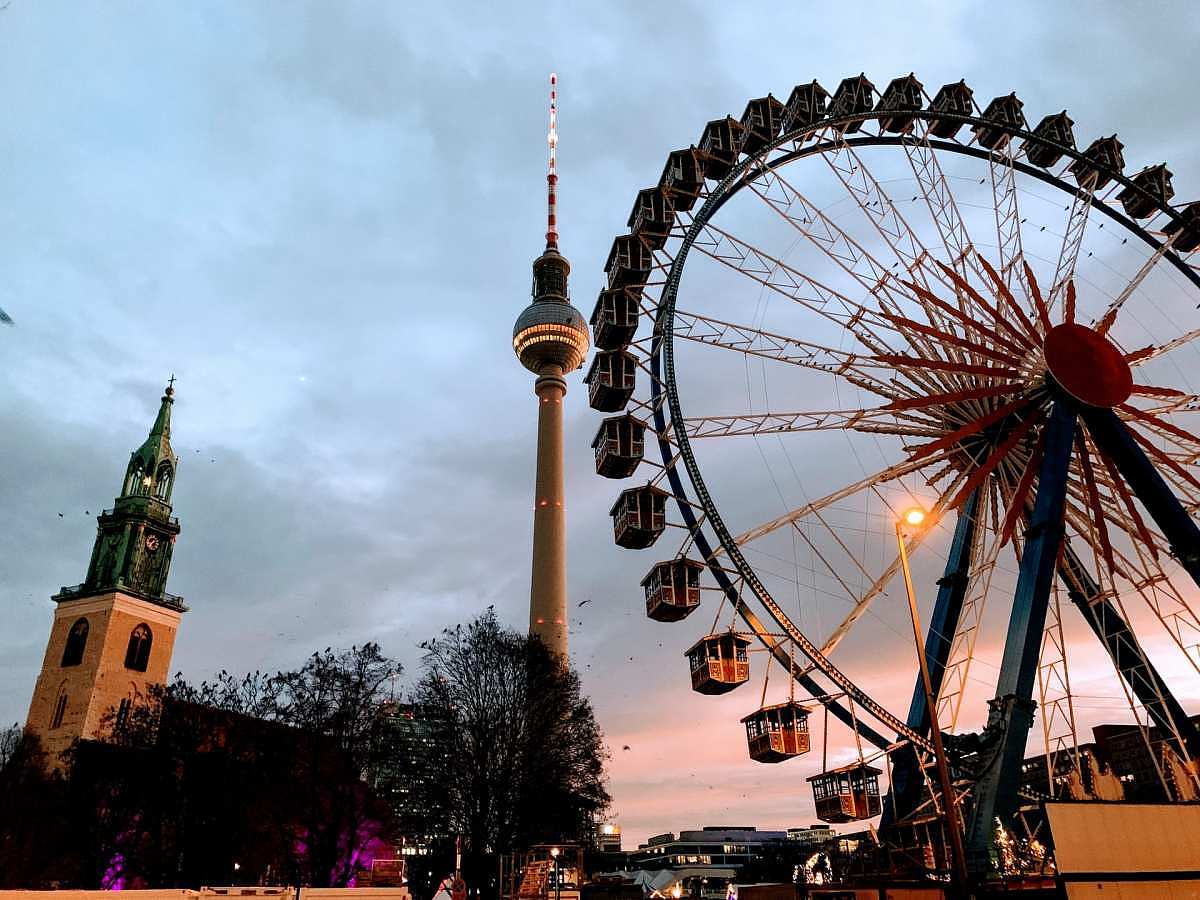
top-left (0, 726), bottom-right (74, 887)
top-left (413, 610), bottom-right (609, 895)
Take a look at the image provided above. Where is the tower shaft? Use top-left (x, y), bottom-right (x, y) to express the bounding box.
top-left (529, 369), bottom-right (568, 656)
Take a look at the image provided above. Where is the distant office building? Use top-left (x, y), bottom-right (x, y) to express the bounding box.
top-left (596, 823), bottom-right (622, 853)
top-left (631, 826), bottom-right (787, 873)
top-left (372, 701), bottom-right (450, 852)
top-left (1093, 717), bottom-right (1200, 801)
top-left (787, 825), bottom-right (835, 846)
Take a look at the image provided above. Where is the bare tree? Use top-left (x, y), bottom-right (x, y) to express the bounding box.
top-left (413, 610), bottom-right (609, 890)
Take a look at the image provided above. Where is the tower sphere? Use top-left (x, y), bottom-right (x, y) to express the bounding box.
top-left (512, 299), bottom-right (589, 375)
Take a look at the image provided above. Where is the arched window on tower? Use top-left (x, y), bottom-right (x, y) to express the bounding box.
top-left (154, 463), bottom-right (172, 500)
top-left (124, 624), bottom-right (153, 672)
top-left (61, 618), bottom-right (89, 667)
top-left (126, 459), bottom-right (145, 496)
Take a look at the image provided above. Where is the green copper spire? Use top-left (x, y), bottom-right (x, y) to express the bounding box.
top-left (62, 379), bottom-right (185, 609)
top-left (121, 378), bottom-right (178, 503)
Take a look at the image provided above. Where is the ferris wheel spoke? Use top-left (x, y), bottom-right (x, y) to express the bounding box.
top-left (880, 309), bottom-right (1023, 366)
top-left (945, 408), bottom-right (1045, 510)
top-left (799, 462), bottom-right (978, 675)
top-left (689, 220), bottom-right (892, 339)
top-left (724, 454), bottom-right (950, 552)
top-left (1047, 173), bottom-right (1099, 311)
top-left (681, 409), bottom-right (944, 440)
top-left (905, 393), bottom-right (1042, 464)
top-left (988, 142), bottom-right (1033, 301)
top-left (976, 254), bottom-right (1044, 342)
top-left (903, 127), bottom-right (981, 281)
top-left (999, 431), bottom-right (1046, 547)
top-left (1093, 443), bottom-right (1162, 561)
top-left (669, 308), bottom-right (902, 400)
top-left (903, 279), bottom-right (1029, 357)
top-left (743, 160), bottom-right (968, 348)
top-left (1074, 435), bottom-right (1117, 572)
top-left (1127, 326), bottom-right (1200, 369)
top-left (820, 137), bottom-right (964, 308)
top-left (1095, 233), bottom-right (1181, 335)
top-left (935, 259), bottom-right (1038, 351)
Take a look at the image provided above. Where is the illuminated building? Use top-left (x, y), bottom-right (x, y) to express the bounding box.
top-left (630, 827), bottom-right (788, 873)
top-left (372, 701), bottom-right (451, 852)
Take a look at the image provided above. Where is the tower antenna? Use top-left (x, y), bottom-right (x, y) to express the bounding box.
top-left (546, 72), bottom-right (559, 250)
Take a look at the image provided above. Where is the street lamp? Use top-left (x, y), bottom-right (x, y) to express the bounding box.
top-left (550, 847), bottom-right (561, 900)
top-left (895, 506), bottom-right (971, 894)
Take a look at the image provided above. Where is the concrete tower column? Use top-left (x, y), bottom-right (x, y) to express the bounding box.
top-left (529, 368), bottom-right (568, 656)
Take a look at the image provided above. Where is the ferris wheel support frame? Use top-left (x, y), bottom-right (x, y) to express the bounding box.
top-left (1059, 541), bottom-right (1200, 763)
top-left (965, 396), bottom-right (1079, 867)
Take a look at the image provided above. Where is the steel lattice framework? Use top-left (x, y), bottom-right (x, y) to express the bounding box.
top-left (586, 74), bottom-right (1200, 876)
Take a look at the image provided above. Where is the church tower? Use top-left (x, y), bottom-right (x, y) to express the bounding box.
top-left (25, 381), bottom-right (187, 760)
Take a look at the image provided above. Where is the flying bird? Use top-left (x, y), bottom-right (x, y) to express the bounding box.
top-left (622, 745), bottom-right (631, 751)
top-left (577, 598), bottom-right (592, 607)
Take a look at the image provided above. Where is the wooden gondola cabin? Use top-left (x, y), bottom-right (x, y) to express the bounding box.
top-left (1118, 163), bottom-right (1175, 219)
top-left (828, 74), bottom-right (875, 134)
top-left (686, 632), bottom-right (750, 695)
top-left (659, 148), bottom-right (704, 213)
top-left (927, 80), bottom-right (974, 139)
top-left (592, 413), bottom-right (646, 480)
top-left (782, 80), bottom-right (829, 136)
top-left (585, 350), bottom-right (637, 412)
top-left (741, 700), bottom-right (811, 763)
top-left (590, 287), bottom-right (640, 351)
top-left (1023, 111), bottom-right (1075, 168)
top-left (642, 558), bottom-right (704, 622)
top-left (628, 187), bottom-right (675, 252)
top-left (1069, 135), bottom-right (1125, 189)
top-left (698, 116), bottom-right (745, 181)
top-left (877, 74), bottom-right (923, 134)
top-left (1165, 202), bottom-right (1200, 254)
top-left (610, 484), bottom-right (669, 549)
top-left (808, 762), bottom-right (883, 823)
top-left (605, 234), bottom-right (653, 291)
top-left (739, 95), bottom-right (785, 156)
top-left (971, 93), bottom-right (1025, 151)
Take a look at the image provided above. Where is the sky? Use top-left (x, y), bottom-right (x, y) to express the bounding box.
top-left (3, 0), bottom-right (1200, 848)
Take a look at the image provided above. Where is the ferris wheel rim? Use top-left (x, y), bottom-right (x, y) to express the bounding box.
top-left (649, 105), bottom-right (1199, 752)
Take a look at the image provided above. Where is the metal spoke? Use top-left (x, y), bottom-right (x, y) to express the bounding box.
top-left (682, 408), bottom-right (942, 440)
top-left (1047, 171), bottom-right (1099, 311)
top-left (670, 308), bottom-right (902, 400)
top-left (989, 141), bottom-right (1031, 300)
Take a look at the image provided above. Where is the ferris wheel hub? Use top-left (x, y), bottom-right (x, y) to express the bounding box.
top-left (1043, 322), bottom-right (1133, 408)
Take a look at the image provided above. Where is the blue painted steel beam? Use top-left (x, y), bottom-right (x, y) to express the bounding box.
top-left (1058, 541), bottom-right (1200, 763)
top-left (882, 488), bottom-right (981, 827)
top-left (1080, 405), bottom-right (1200, 588)
top-left (965, 399), bottom-right (1077, 871)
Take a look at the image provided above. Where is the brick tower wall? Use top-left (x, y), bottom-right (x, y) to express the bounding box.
top-left (25, 591), bottom-right (182, 761)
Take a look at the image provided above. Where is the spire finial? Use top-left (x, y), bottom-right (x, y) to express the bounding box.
top-left (166, 373), bottom-right (176, 397)
top-left (546, 72), bottom-right (559, 251)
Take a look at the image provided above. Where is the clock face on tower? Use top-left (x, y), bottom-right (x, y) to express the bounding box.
top-left (145, 534), bottom-right (160, 552)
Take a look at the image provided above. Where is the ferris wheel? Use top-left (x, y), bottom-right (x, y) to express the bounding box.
top-left (586, 73), bottom-right (1200, 870)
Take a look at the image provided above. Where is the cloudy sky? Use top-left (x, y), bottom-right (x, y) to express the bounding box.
top-left (3, 1), bottom-right (1200, 847)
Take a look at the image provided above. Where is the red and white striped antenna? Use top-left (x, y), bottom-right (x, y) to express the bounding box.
top-left (546, 72), bottom-right (559, 250)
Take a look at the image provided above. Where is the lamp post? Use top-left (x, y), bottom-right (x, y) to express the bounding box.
top-left (896, 507), bottom-right (971, 894)
top-left (550, 847), bottom-right (560, 900)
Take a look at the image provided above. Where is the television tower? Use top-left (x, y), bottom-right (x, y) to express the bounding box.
top-left (512, 73), bottom-right (590, 658)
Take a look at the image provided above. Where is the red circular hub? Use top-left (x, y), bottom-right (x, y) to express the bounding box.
top-left (1044, 322), bottom-right (1133, 408)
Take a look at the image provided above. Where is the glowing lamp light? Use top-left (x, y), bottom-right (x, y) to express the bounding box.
top-left (671, 886), bottom-right (682, 899)
top-left (902, 506), bottom-right (926, 527)
top-left (550, 847), bottom-right (560, 858)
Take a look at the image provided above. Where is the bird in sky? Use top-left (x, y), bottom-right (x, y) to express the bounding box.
top-left (577, 598), bottom-right (592, 607)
